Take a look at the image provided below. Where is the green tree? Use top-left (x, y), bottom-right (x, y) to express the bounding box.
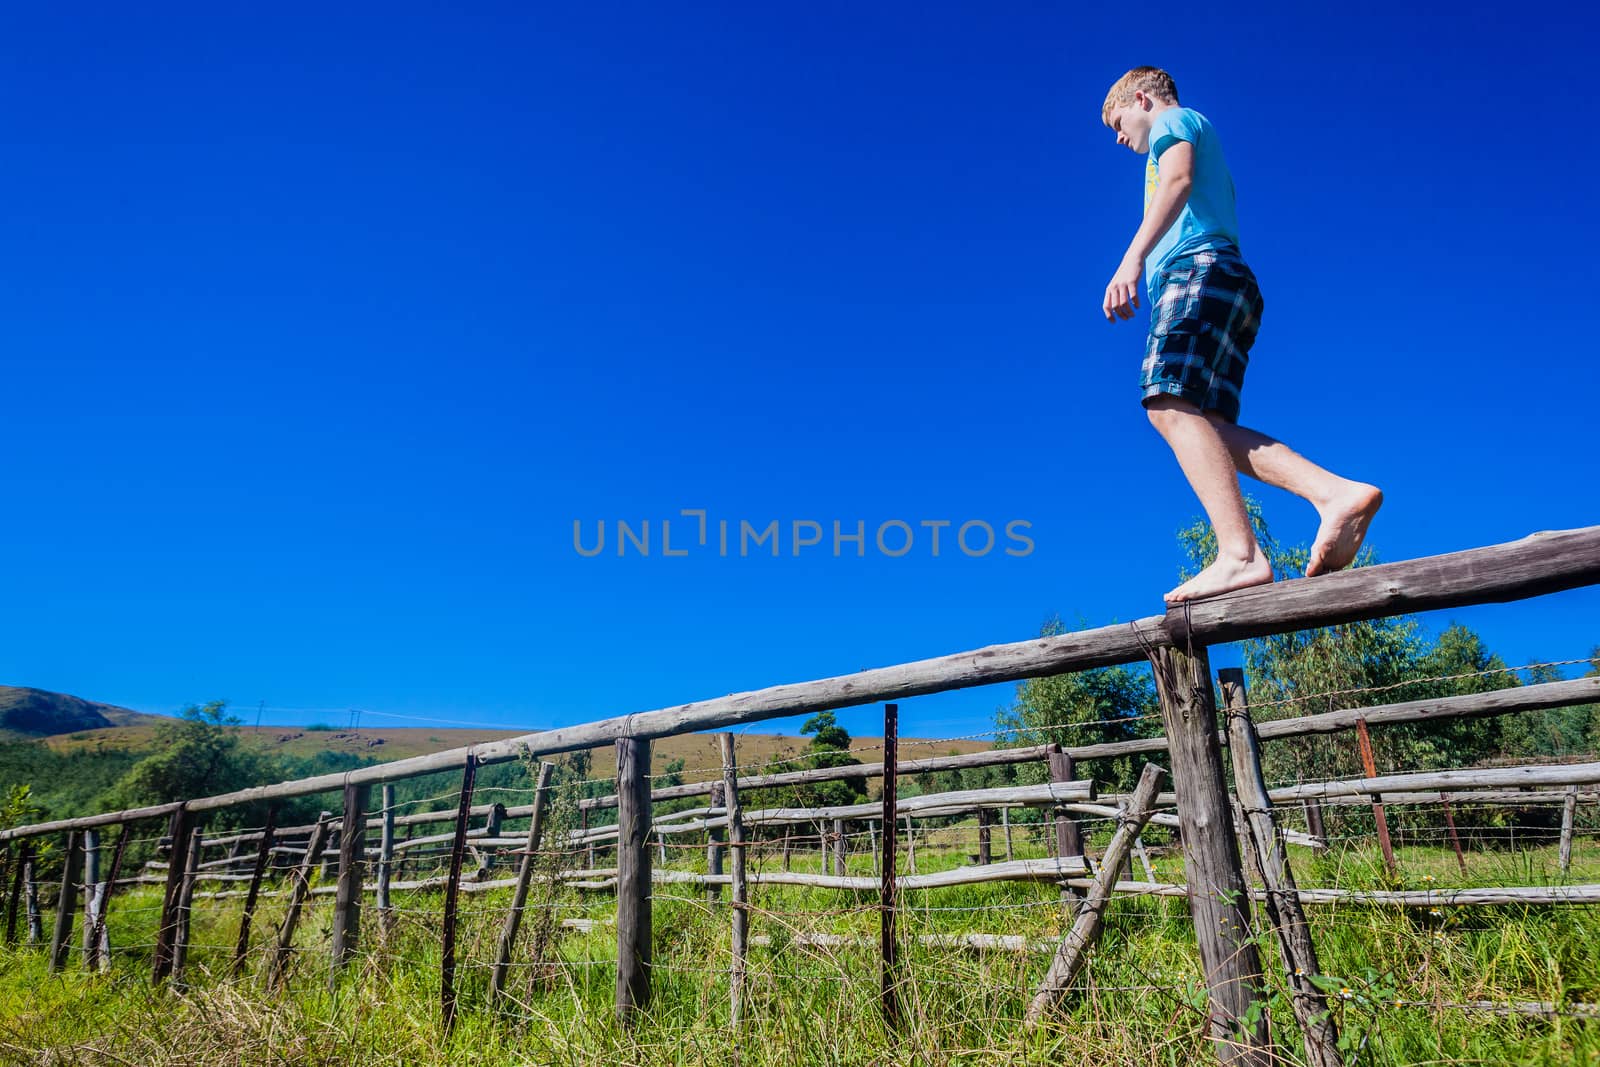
top-left (796, 711), bottom-right (866, 807)
top-left (993, 616), bottom-right (1160, 795)
top-left (105, 702), bottom-right (282, 828)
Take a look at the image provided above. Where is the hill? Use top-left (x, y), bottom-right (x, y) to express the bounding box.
top-left (0, 685), bottom-right (161, 741)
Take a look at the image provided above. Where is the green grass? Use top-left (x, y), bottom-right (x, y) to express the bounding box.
top-left (4, 834), bottom-right (1600, 1065)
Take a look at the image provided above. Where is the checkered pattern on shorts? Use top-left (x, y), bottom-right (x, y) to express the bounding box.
top-left (1140, 248), bottom-right (1264, 424)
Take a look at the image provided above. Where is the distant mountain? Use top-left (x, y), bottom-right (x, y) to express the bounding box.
top-left (0, 686), bottom-right (161, 740)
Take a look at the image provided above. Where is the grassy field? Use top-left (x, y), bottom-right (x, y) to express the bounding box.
top-left (4, 821), bottom-right (1600, 1066)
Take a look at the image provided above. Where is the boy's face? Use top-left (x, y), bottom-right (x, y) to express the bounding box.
top-left (1105, 92), bottom-right (1156, 154)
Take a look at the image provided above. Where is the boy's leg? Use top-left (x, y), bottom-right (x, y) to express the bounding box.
top-left (1145, 396), bottom-right (1273, 603)
top-left (1208, 419), bottom-right (1383, 576)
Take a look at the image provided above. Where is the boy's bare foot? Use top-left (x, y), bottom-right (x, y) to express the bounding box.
top-left (1164, 554), bottom-right (1274, 604)
top-left (1306, 483), bottom-right (1384, 576)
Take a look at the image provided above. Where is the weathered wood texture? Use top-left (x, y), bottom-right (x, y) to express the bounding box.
top-left (231, 807), bottom-right (275, 977)
top-left (270, 813), bottom-right (333, 988)
top-left (1560, 786), bottom-right (1579, 874)
top-left (721, 733), bottom-right (749, 1030)
top-left (2, 527), bottom-right (1582, 830)
top-left (1150, 645), bottom-right (1271, 1065)
top-left (49, 831), bottom-right (83, 972)
top-left (1355, 718), bottom-right (1397, 877)
top-left (1026, 762), bottom-right (1165, 1027)
top-left (152, 808), bottom-right (196, 983)
top-left (705, 782), bottom-right (725, 902)
top-left (330, 782), bottom-right (370, 978)
top-left (377, 785), bottom-right (396, 936)
top-left (3, 841), bottom-right (26, 945)
top-left (169, 825), bottom-right (205, 988)
top-left (16, 672), bottom-right (1598, 849)
top-left (881, 702), bottom-right (900, 1030)
top-left (1221, 670), bottom-right (1342, 1067)
top-left (440, 755), bottom-right (478, 1035)
top-left (489, 760), bottom-right (555, 1004)
top-left (615, 737), bottom-right (653, 1025)
top-left (88, 828), bottom-right (128, 972)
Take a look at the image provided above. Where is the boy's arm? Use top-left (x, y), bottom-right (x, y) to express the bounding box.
top-left (1103, 140), bottom-right (1195, 323)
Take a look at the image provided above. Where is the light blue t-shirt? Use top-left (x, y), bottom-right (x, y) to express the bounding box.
top-left (1143, 107), bottom-right (1240, 297)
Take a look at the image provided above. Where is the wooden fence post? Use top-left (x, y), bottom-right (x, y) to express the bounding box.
top-left (270, 812), bottom-right (334, 988)
top-left (615, 737), bottom-right (653, 1025)
top-left (489, 760), bottom-right (555, 1005)
top-left (92, 824), bottom-right (130, 971)
top-left (330, 781), bottom-right (370, 981)
top-left (1220, 669), bottom-right (1343, 1067)
top-left (1560, 785), bottom-right (1579, 874)
top-left (880, 702), bottom-right (901, 1031)
top-left (441, 753), bottom-right (479, 1035)
top-left (1147, 644), bottom-right (1271, 1066)
top-left (833, 817), bottom-right (847, 877)
top-left (232, 807), bottom-right (276, 977)
top-left (482, 803), bottom-right (505, 875)
top-left (152, 806), bottom-right (195, 982)
top-left (720, 734), bottom-right (748, 1030)
top-left (1354, 718), bottom-right (1397, 878)
top-left (976, 809), bottom-right (992, 865)
top-left (377, 785), bottom-right (396, 938)
top-left (49, 831), bottom-right (83, 972)
top-left (24, 849), bottom-right (42, 944)
top-left (905, 817), bottom-right (916, 875)
top-left (79, 829), bottom-right (101, 968)
top-left (1302, 799), bottom-right (1328, 852)
top-left (1026, 762), bottom-right (1166, 1026)
top-left (1049, 743), bottom-right (1084, 900)
top-left (706, 781), bottom-right (726, 902)
top-left (1001, 807), bottom-right (1014, 862)
top-left (170, 824), bottom-right (205, 989)
top-left (5, 840), bottom-right (30, 946)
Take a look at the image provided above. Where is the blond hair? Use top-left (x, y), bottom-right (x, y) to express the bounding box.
top-left (1102, 67), bottom-right (1179, 123)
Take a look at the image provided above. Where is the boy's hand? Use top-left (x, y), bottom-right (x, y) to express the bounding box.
top-left (1103, 257), bottom-right (1143, 322)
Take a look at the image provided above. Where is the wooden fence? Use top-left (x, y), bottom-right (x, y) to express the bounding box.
top-left (2, 524), bottom-right (1598, 1066)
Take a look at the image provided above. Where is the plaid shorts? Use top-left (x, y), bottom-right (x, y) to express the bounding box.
top-left (1140, 248), bottom-right (1264, 424)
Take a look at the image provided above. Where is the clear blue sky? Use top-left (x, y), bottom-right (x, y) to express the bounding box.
top-left (3, 4), bottom-right (1595, 743)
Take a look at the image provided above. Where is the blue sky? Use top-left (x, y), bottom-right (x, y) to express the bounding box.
top-left (2, 3), bottom-right (1595, 743)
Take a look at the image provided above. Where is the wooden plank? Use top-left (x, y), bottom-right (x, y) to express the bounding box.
top-left (231, 807), bottom-right (276, 977)
top-left (1560, 786), bottom-right (1578, 874)
top-left (0, 524), bottom-right (1571, 832)
top-left (152, 808), bottom-right (195, 983)
top-left (440, 754), bottom-right (478, 1035)
top-left (1149, 644), bottom-right (1271, 1065)
top-left (89, 827), bottom-right (127, 971)
top-left (615, 737), bottom-right (652, 1025)
top-left (880, 702), bottom-right (900, 1030)
top-left (23, 850), bottom-right (42, 943)
top-left (1355, 718), bottom-right (1397, 878)
top-left (12, 668), bottom-right (1600, 849)
top-left (330, 782), bottom-right (369, 980)
top-left (1026, 762), bottom-right (1165, 1027)
top-left (489, 760), bottom-right (555, 1005)
top-left (270, 812), bottom-right (333, 989)
top-left (48, 831), bottom-right (83, 972)
top-left (1269, 762), bottom-right (1600, 802)
top-left (170, 825), bottom-right (205, 989)
top-left (704, 782), bottom-right (725, 903)
top-left (721, 734), bottom-right (748, 1030)
top-left (3, 841), bottom-right (25, 945)
top-left (375, 785), bottom-right (396, 937)
top-left (1221, 669), bottom-right (1342, 1067)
